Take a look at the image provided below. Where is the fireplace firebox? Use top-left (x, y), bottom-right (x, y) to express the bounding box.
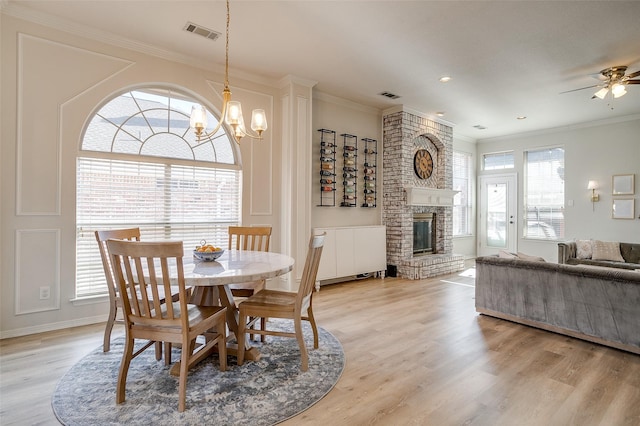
top-left (413, 213), bottom-right (436, 255)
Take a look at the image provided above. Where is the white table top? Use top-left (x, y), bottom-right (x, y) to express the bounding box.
top-left (183, 249), bottom-right (295, 286)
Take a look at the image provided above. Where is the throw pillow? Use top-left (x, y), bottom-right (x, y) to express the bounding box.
top-left (516, 252), bottom-right (546, 262)
top-left (498, 250), bottom-right (517, 259)
top-left (576, 239), bottom-right (593, 259)
top-left (592, 240), bottom-right (625, 262)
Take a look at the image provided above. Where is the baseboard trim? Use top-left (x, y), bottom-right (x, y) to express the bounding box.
top-left (0, 315), bottom-right (106, 340)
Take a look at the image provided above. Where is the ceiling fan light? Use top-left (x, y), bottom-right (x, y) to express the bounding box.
top-left (612, 83), bottom-right (627, 98)
top-left (594, 87), bottom-right (609, 99)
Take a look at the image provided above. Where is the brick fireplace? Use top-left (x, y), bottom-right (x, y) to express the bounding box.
top-left (382, 107), bottom-right (465, 279)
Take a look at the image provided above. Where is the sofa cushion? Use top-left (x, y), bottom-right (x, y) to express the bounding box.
top-left (620, 243), bottom-right (640, 264)
top-left (498, 250), bottom-right (517, 259)
top-left (576, 239), bottom-right (593, 259)
top-left (517, 252), bottom-right (546, 262)
top-left (592, 240), bottom-right (625, 262)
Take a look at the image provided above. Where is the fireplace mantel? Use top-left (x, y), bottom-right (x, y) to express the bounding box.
top-left (405, 187), bottom-right (459, 207)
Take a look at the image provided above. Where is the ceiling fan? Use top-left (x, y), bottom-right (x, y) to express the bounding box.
top-left (562, 65), bottom-right (640, 99)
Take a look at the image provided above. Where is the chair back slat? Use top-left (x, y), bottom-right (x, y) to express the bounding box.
top-left (296, 233), bottom-right (325, 309)
top-left (108, 240), bottom-right (187, 328)
top-left (228, 226), bottom-right (272, 252)
top-left (95, 228), bottom-right (141, 300)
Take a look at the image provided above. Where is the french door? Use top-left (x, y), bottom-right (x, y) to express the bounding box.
top-left (478, 174), bottom-right (517, 256)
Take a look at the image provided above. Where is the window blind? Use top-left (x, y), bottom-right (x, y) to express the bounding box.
top-left (524, 147), bottom-right (564, 240)
top-left (76, 157), bottom-right (240, 298)
top-left (453, 151), bottom-right (472, 236)
top-left (483, 151), bottom-right (514, 171)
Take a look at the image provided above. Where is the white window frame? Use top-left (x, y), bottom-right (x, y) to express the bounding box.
top-left (523, 146), bottom-right (565, 240)
top-left (75, 87), bottom-right (241, 299)
top-left (483, 151), bottom-right (514, 171)
top-left (453, 150), bottom-right (472, 236)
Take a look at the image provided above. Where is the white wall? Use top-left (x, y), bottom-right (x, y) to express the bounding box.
top-left (311, 92), bottom-right (382, 229)
top-left (477, 117), bottom-right (640, 261)
top-left (0, 14), bottom-right (281, 337)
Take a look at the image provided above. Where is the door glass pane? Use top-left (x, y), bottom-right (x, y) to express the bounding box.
top-left (486, 183), bottom-right (507, 248)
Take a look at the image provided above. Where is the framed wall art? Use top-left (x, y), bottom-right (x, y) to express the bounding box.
top-left (612, 198), bottom-right (634, 220)
top-left (612, 174), bottom-right (635, 195)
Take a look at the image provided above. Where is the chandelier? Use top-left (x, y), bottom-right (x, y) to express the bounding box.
top-left (189, 0), bottom-right (267, 143)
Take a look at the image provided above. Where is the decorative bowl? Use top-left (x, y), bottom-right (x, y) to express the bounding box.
top-left (193, 249), bottom-right (224, 261)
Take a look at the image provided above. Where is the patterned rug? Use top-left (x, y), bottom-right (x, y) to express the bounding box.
top-left (52, 320), bottom-right (344, 425)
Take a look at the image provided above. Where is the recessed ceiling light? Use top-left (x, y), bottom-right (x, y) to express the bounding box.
top-left (517, 116), bottom-right (527, 120)
top-left (439, 76), bottom-right (451, 83)
top-left (436, 112), bottom-right (445, 117)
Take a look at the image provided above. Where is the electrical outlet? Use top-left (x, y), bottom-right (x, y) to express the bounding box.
top-left (39, 286), bottom-right (50, 300)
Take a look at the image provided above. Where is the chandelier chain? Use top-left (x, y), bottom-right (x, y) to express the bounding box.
top-left (190, 0), bottom-right (266, 142)
top-left (225, 0), bottom-right (230, 88)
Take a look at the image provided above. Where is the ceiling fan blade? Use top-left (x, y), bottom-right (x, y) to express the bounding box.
top-left (626, 70), bottom-right (640, 79)
top-left (625, 80), bottom-right (640, 84)
top-left (559, 84), bottom-right (601, 94)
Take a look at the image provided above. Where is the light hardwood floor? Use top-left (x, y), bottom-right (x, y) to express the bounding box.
top-left (2, 271), bottom-right (640, 425)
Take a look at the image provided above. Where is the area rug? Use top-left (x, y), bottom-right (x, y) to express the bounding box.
top-left (52, 320), bottom-right (344, 425)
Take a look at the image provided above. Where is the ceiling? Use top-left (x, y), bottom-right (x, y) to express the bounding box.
top-left (5, 0), bottom-right (640, 140)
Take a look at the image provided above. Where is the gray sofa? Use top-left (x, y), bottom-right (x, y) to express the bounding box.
top-left (475, 255), bottom-right (640, 354)
top-left (558, 241), bottom-right (640, 270)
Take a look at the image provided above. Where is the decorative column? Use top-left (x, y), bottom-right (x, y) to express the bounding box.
top-left (278, 75), bottom-right (317, 290)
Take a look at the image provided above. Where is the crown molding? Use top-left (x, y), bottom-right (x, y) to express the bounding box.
top-left (313, 90), bottom-right (380, 115)
top-left (477, 113), bottom-right (640, 143)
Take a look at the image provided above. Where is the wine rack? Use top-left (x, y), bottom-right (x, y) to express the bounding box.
top-left (340, 133), bottom-right (358, 207)
top-left (361, 137), bottom-right (377, 207)
top-left (318, 128), bottom-right (337, 207)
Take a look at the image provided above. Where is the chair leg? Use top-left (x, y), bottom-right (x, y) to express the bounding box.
top-left (154, 341), bottom-right (162, 361)
top-left (217, 319), bottom-right (227, 372)
top-left (178, 337), bottom-right (190, 412)
top-left (237, 311), bottom-right (247, 366)
top-left (260, 317), bottom-right (267, 343)
top-left (294, 318), bottom-right (308, 372)
top-left (164, 342), bottom-right (172, 366)
top-left (249, 316), bottom-right (256, 342)
top-left (307, 305), bottom-right (319, 349)
top-left (103, 302), bottom-right (117, 352)
top-left (116, 334), bottom-right (134, 404)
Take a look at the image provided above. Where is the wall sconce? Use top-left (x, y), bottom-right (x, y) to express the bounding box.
top-left (587, 180), bottom-right (599, 210)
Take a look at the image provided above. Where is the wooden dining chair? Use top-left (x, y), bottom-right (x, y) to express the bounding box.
top-left (107, 239), bottom-right (227, 413)
top-left (228, 225), bottom-right (272, 340)
top-left (237, 232), bottom-right (325, 371)
top-left (95, 228), bottom-right (178, 358)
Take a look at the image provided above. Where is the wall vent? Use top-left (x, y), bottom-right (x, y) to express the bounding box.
top-left (184, 22), bottom-right (221, 41)
top-left (379, 91), bottom-right (401, 100)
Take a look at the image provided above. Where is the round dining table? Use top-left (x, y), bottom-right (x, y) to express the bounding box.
top-left (184, 249), bottom-right (295, 362)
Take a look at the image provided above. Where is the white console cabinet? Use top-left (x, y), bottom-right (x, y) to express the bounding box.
top-left (313, 225), bottom-right (386, 283)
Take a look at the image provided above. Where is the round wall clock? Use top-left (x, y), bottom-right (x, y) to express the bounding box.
top-left (414, 149), bottom-right (433, 179)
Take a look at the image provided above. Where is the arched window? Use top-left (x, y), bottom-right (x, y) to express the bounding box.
top-left (76, 87), bottom-right (241, 298)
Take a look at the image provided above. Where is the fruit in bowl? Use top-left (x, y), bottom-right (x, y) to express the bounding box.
top-left (195, 244), bottom-right (222, 253)
top-left (193, 242), bottom-right (224, 261)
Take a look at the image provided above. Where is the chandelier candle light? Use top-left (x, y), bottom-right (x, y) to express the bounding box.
top-left (189, 0), bottom-right (267, 143)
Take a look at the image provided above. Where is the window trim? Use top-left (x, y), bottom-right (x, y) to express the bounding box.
top-left (483, 151), bottom-right (515, 171)
top-left (75, 86), bottom-right (242, 300)
top-left (453, 150), bottom-right (473, 237)
top-left (523, 145), bottom-right (565, 241)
